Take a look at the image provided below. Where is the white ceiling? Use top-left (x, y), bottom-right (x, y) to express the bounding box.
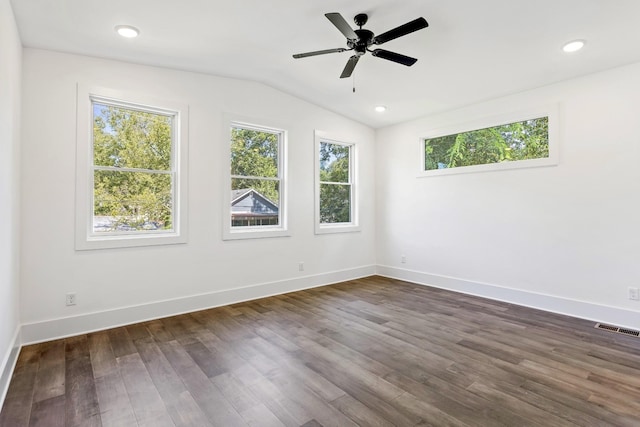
top-left (10, 0), bottom-right (640, 128)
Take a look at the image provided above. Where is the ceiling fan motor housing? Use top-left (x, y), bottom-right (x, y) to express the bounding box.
top-left (350, 29), bottom-right (374, 55)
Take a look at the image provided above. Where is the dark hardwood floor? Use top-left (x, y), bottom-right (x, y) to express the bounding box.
top-left (2, 276), bottom-right (640, 426)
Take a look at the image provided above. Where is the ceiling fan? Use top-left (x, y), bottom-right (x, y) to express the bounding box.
top-left (293, 12), bottom-right (428, 79)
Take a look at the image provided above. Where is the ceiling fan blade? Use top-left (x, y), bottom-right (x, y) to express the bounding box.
top-left (371, 49), bottom-right (418, 66)
top-left (293, 48), bottom-right (347, 59)
top-left (325, 13), bottom-right (358, 40)
top-left (340, 55), bottom-right (360, 78)
top-left (373, 17), bottom-right (428, 45)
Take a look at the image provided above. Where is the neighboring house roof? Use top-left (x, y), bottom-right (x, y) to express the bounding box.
top-left (231, 188), bottom-right (278, 216)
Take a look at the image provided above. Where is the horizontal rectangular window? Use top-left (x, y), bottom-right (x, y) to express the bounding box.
top-left (424, 116), bottom-right (549, 171)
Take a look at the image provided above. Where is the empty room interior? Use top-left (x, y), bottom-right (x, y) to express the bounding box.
top-left (2, 0), bottom-right (640, 425)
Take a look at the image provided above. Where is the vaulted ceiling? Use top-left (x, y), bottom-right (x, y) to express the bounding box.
top-left (10, 0), bottom-right (640, 128)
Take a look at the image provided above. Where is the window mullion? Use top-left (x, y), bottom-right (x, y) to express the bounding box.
top-left (93, 165), bottom-right (172, 174)
top-left (230, 174), bottom-right (280, 181)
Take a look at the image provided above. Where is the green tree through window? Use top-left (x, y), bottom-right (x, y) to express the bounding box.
top-left (424, 117), bottom-right (549, 170)
top-left (92, 103), bottom-right (174, 232)
top-left (319, 142), bottom-right (352, 224)
top-left (230, 125), bottom-right (282, 228)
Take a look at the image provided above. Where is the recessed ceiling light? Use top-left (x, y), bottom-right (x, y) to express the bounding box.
top-left (375, 105), bottom-right (387, 113)
top-left (562, 40), bottom-right (585, 53)
top-left (115, 25), bottom-right (139, 38)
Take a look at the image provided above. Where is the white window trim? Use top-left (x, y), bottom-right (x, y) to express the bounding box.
top-left (75, 84), bottom-right (189, 250)
top-left (222, 114), bottom-right (289, 240)
top-left (418, 104), bottom-right (559, 177)
top-left (314, 130), bottom-right (360, 234)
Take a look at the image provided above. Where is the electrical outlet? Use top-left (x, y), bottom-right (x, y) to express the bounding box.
top-left (401, 255), bottom-right (406, 264)
top-left (629, 287), bottom-right (640, 301)
top-left (66, 292), bottom-right (77, 306)
top-left (298, 262), bottom-right (304, 272)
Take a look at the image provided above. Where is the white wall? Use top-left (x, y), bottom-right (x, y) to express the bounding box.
top-left (20, 49), bottom-right (376, 342)
top-left (0, 0), bottom-right (22, 402)
top-left (376, 62), bottom-right (640, 329)
top-left (15, 39), bottom-right (640, 346)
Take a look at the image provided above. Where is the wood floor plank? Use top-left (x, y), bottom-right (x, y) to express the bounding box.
top-left (64, 336), bottom-right (102, 427)
top-left (4, 276), bottom-right (640, 427)
top-left (32, 341), bottom-right (65, 403)
top-left (0, 345), bottom-right (40, 426)
top-left (87, 332), bottom-right (117, 379)
top-left (132, 334), bottom-right (212, 427)
top-left (145, 319), bottom-right (176, 343)
top-left (329, 394), bottom-right (394, 427)
top-left (242, 335), bottom-right (345, 402)
top-left (211, 372), bottom-right (261, 414)
top-left (28, 395), bottom-right (65, 427)
top-left (297, 348), bottom-right (420, 425)
top-left (382, 371), bottom-right (528, 427)
top-left (182, 341), bottom-right (227, 378)
top-left (238, 403), bottom-right (286, 427)
top-left (107, 328), bottom-right (136, 359)
top-left (234, 366), bottom-right (313, 426)
top-left (157, 340), bottom-right (248, 426)
top-left (117, 353), bottom-right (174, 427)
top-left (94, 371), bottom-right (138, 427)
top-left (473, 375), bottom-right (616, 426)
top-left (465, 380), bottom-right (573, 427)
top-left (218, 341), bottom-right (345, 426)
top-left (521, 379), bottom-right (640, 426)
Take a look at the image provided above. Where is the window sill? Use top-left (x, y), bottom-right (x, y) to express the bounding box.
top-left (315, 223), bottom-right (361, 235)
top-left (222, 227), bottom-right (290, 241)
top-left (75, 231), bottom-right (187, 251)
top-left (418, 157), bottom-right (558, 178)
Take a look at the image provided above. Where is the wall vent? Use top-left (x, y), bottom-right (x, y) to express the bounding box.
top-left (595, 323), bottom-right (640, 337)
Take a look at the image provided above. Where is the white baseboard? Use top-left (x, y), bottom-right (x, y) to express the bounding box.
top-left (376, 265), bottom-right (640, 330)
top-left (0, 326), bottom-right (21, 410)
top-left (21, 265), bottom-right (376, 345)
top-left (17, 263), bottom-right (639, 350)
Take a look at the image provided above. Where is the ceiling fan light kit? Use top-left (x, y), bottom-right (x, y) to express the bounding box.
top-left (293, 12), bottom-right (428, 79)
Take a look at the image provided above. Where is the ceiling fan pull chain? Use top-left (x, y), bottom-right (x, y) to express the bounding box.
top-left (353, 74), bottom-right (356, 93)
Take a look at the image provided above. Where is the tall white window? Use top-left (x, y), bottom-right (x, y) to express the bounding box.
top-left (315, 131), bottom-right (359, 234)
top-left (76, 86), bottom-right (188, 250)
top-left (223, 118), bottom-right (287, 240)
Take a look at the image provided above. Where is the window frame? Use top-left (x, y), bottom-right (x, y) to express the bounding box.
top-left (418, 105), bottom-right (559, 177)
top-left (222, 115), bottom-right (288, 240)
top-left (314, 131), bottom-right (360, 234)
top-left (75, 85), bottom-right (189, 250)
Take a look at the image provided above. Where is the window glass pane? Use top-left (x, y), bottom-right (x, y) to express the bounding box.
top-left (320, 183), bottom-right (351, 224)
top-left (424, 116), bottom-right (549, 170)
top-left (319, 142), bottom-right (350, 183)
top-left (231, 178), bottom-right (279, 227)
top-left (231, 127), bottom-right (278, 178)
top-left (93, 170), bottom-right (173, 233)
top-left (93, 103), bottom-right (172, 171)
